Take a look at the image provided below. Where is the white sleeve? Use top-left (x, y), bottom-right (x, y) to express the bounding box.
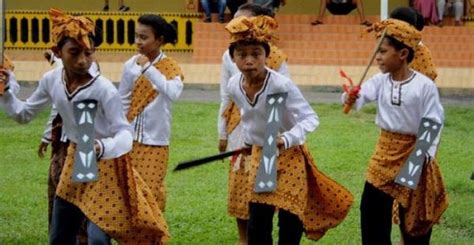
top-left (0, 75), bottom-right (51, 123)
top-left (217, 56), bottom-right (233, 140)
top-left (41, 105), bottom-right (59, 143)
top-left (118, 63), bottom-right (133, 114)
top-left (422, 83), bottom-right (444, 158)
top-left (281, 83), bottom-right (319, 149)
top-left (341, 75), bottom-right (380, 111)
top-left (276, 61), bottom-right (291, 78)
top-left (6, 72), bottom-right (20, 95)
top-left (96, 93), bottom-right (133, 159)
top-left (143, 66), bottom-right (183, 101)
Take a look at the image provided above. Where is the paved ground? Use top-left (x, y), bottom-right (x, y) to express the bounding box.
top-left (16, 82), bottom-right (474, 106)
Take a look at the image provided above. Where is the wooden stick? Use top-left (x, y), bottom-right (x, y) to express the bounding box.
top-left (343, 28), bottom-right (387, 114)
top-left (173, 148), bottom-right (245, 172)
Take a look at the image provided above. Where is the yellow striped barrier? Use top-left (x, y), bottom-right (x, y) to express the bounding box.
top-left (4, 10), bottom-right (202, 52)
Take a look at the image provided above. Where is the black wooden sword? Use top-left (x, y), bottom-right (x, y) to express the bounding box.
top-left (173, 148), bottom-right (247, 172)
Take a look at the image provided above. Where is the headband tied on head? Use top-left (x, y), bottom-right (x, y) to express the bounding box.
top-left (366, 18), bottom-right (421, 50)
top-left (49, 8), bottom-right (95, 49)
top-left (225, 16), bottom-right (278, 44)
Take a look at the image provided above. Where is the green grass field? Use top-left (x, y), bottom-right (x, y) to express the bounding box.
top-left (0, 102), bottom-right (473, 244)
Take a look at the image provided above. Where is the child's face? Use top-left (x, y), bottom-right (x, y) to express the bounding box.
top-left (232, 44), bottom-right (267, 78)
top-left (375, 38), bottom-right (406, 74)
top-left (55, 39), bottom-right (94, 76)
top-left (135, 23), bottom-right (163, 56)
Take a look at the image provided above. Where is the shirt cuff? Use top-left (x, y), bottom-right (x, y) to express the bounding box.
top-left (281, 135), bottom-right (290, 150)
top-left (41, 137), bottom-right (52, 144)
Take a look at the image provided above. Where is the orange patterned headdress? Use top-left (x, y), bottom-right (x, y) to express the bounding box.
top-left (49, 8), bottom-right (95, 49)
top-left (366, 18), bottom-right (421, 50)
top-left (225, 16), bottom-right (278, 44)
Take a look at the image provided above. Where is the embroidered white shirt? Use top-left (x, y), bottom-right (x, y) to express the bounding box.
top-left (227, 68), bottom-right (318, 149)
top-left (0, 67), bottom-right (133, 159)
top-left (218, 49), bottom-right (290, 140)
top-left (343, 70), bottom-right (444, 157)
top-left (118, 52), bottom-right (183, 146)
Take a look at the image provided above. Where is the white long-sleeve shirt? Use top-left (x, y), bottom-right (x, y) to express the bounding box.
top-left (0, 67), bottom-right (133, 159)
top-left (41, 61), bottom-right (100, 143)
top-left (217, 49), bottom-right (290, 140)
top-left (118, 52), bottom-right (183, 146)
top-left (227, 68), bottom-right (319, 149)
top-left (5, 72), bottom-right (20, 95)
top-left (343, 70), bottom-right (444, 157)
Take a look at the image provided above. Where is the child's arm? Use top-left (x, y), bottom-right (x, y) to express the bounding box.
top-left (341, 74), bottom-right (381, 111)
top-left (40, 105), bottom-right (59, 144)
top-left (6, 72), bottom-right (20, 95)
top-left (217, 54), bottom-right (233, 142)
top-left (118, 62), bottom-right (134, 113)
top-left (95, 93), bottom-right (133, 160)
top-left (142, 64), bottom-right (183, 102)
top-left (280, 83), bottom-right (319, 149)
top-left (422, 82), bottom-right (445, 159)
top-left (0, 69), bottom-right (51, 123)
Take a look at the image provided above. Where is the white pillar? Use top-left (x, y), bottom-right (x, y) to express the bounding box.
top-left (380, 0), bottom-right (388, 20)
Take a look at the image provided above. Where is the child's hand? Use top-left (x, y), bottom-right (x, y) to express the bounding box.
top-left (37, 142), bottom-right (49, 158)
top-left (44, 50), bottom-right (54, 64)
top-left (136, 55), bottom-right (149, 68)
top-left (343, 85), bottom-right (360, 105)
top-left (277, 137), bottom-right (285, 152)
top-left (0, 68), bottom-right (9, 81)
top-left (0, 68), bottom-right (10, 95)
top-left (94, 141), bottom-right (102, 159)
top-left (218, 139), bottom-right (228, 153)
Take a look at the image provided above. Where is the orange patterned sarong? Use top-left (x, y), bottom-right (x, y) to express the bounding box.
top-left (56, 145), bottom-right (169, 244)
top-left (129, 142), bottom-right (169, 211)
top-left (366, 130), bottom-right (448, 236)
top-left (227, 154), bottom-right (252, 219)
top-left (247, 145), bottom-right (353, 240)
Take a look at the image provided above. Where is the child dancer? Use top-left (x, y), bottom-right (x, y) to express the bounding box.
top-left (225, 16), bottom-right (353, 244)
top-left (37, 53), bottom-right (100, 233)
top-left (343, 19), bottom-right (448, 244)
top-left (217, 3), bottom-right (289, 244)
top-left (119, 14), bottom-right (183, 212)
top-left (0, 8), bottom-right (169, 244)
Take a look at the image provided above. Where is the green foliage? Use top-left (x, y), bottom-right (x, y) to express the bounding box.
top-left (0, 103), bottom-right (472, 244)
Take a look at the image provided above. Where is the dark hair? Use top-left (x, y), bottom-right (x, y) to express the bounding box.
top-left (385, 36), bottom-right (415, 63)
top-left (237, 3), bottom-right (274, 17)
top-left (57, 34), bottom-right (96, 49)
top-left (138, 14), bottom-right (177, 44)
top-left (229, 40), bottom-right (271, 59)
top-left (390, 7), bottom-right (424, 31)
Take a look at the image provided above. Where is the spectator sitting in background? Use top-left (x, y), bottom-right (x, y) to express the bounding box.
top-left (311, 0), bottom-right (371, 26)
top-left (227, 0), bottom-right (247, 17)
top-left (272, 0), bottom-right (287, 12)
top-left (103, 0), bottom-right (130, 12)
top-left (413, 0), bottom-right (439, 24)
top-left (437, 0), bottom-right (464, 26)
top-left (201, 0), bottom-right (227, 23)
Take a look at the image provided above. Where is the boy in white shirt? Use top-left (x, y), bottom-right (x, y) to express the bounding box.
top-left (343, 19), bottom-right (448, 244)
